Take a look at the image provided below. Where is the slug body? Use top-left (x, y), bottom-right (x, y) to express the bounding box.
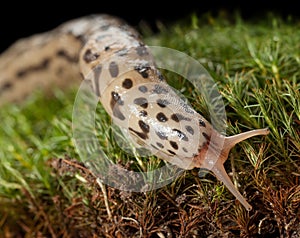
top-left (0, 15), bottom-right (269, 210)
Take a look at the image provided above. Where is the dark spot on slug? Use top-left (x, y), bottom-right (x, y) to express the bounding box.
top-left (122, 78), bottom-right (133, 89)
top-left (113, 110), bottom-right (125, 120)
top-left (96, 34), bottom-right (112, 42)
top-left (129, 127), bottom-right (148, 140)
top-left (170, 114), bottom-right (180, 122)
top-left (16, 58), bottom-right (50, 78)
top-left (93, 65), bottom-right (102, 97)
top-left (100, 24), bottom-right (110, 31)
top-left (116, 48), bottom-right (128, 56)
top-left (182, 147), bottom-right (188, 153)
top-left (185, 125), bottom-right (194, 135)
top-left (167, 150), bottom-right (176, 156)
top-left (183, 105), bottom-right (195, 114)
top-left (2, 81), bottom-right (12, 90)
top-left (156, 112), bottom-right (168, 122)
top-left (74, 34), bottom-right (86, 44)
top-left (156, 142), bottom-right (164, 148)
top-left (136, 45), bottom-right (149, 56)
top-left (199, 119), bottom-right (206, 127)
top-left (171, 113), bottom-right (192, 122)
top-left (157, 99), bottom-right (170, 108)
top-left (138, 120), bottom-right (150, 133)
top-left (155, 130), bottom-right (167, 140)
top-left (83, 49), bottom-right (99, 63)
top-left (0, 81), bottom-right (13, 93)
top-left (172, 129), bottom-right (188, 142)
top-left (111, 91), bottom-right (124, 105)
top-left (152, 84), bottom-right (168, 94)
top-left (139, 110), bottom-right (148, 117)
top-left (138, 85), bottom-right (148, 93)
top-left (41, 58), bottom-right (50, 70)
top-left (134, 97), bottom-right (148, 109)
top-left (57, 49), bottom-right (78, 63)
top-left (111, 92), bottom-right (120, 102)
top-left (151, 144), bottom-right (159, 150)
top-left (170, 141), bottom-right (178, 150)
top-left (109, 61), bottom-right (119, 77)
top-left (134, 64), bottom-right (150, 78)
top-left (104, 46), bottom-right (110, 51)
top-left (202, 132), bottom-right (210, 141)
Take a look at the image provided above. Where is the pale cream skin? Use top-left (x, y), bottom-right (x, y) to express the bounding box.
top-left (0, 14), bottom-right (269, 210)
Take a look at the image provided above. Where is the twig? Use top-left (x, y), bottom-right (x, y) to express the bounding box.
top-left (96, 178), bottom-right (112, 220)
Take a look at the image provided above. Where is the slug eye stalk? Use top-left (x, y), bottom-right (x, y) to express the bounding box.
top-left (197, 128), bottom-right (270, 211)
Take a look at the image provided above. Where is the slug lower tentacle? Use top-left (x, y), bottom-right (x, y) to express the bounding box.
top-left (195, 128), bottom-right (270, 210)
top-left (0, 14), bottom-right (269, 210)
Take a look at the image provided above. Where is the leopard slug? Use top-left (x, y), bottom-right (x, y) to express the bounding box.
top-left (0, 14), bottom-right (269, 210)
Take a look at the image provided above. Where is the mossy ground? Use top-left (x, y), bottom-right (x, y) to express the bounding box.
top-left (0, 12), bottom-right (299, 237)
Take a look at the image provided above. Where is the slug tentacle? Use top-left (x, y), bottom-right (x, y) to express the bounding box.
top-left (195, 128), bottom-right (269, 210)
top-left (211, 162), bottom-right (253, 211)
top-left (223, 128), bottom-right (270, 164)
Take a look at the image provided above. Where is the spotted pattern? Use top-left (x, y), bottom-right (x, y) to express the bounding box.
top-left (156, 112), bottom-right (168, 122)
top-left (93, 65), bottom-right (102, 96)
top-left (122, 78), bottom-right (133, 89)
top-left (156, 142), bottom-right (164, 148)
top-left (83, 49), bottom-right (99, 63)
top-left (129, 127), bottom-right (148, 140)
top-left (138, 120), bottom-right (150, 133)
top-left (167, 150), bottom-right (176, 156)
top-left (185, 125), bottom-right (194, 135)
top-left (156, 130), bottom-right (168, 140)
top-left (170, 141), bottom-right (178, 150)
top-left (139, 110), bottom-right (147, 117)
top-left (16, 58), bottom-right (50, 78)
top-left (152, 84), bottom-right (168, 94)
top-left (171, 113), bottom-right (191, 122)
top-left (199, 119), bottom-right (206, 127)
top-left (56, 49), bottom-right (78, 63)
top-left (138, 85), bottom-right (147, 93)
top-left (157, 99), bottom-right (170, 108)
top-left (202, 132), bottom-right (210, 141)
top-left (133, 97), bottom-right (148, 109)
top-left (109, 61), bottom-right (119, 77)
top-left (172, 129), bottom-right (188, 142)
top-left (134, 64), bottom-right (150, 78)
top-left (136, 45), bottom-right (149, 56)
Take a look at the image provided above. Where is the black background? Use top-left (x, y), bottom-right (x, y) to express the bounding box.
top-left (0, 1), bottom-right (299, 53)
